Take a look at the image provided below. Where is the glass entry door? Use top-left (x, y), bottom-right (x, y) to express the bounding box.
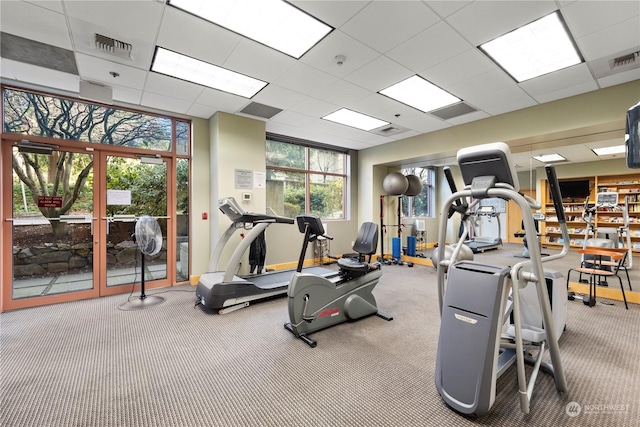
top-left (102, 154), bottom-right (169, 291)
top-left (9, 144), bottom-right (97, 303)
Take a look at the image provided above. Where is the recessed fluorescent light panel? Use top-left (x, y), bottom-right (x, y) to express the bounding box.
top-left (533, 153), bottom-right (566, 163)
top-left (322, 108), bottom-right (389, 131)
top-left (479, 11), bottom-right (582, 82)
top-left (592, 145), bottom-right (626, 156)
top-left (379, 75), bottom-right (461, 113)
top-left (168, 0), bottom-right (332, 59)
top-left (151, 47), bottom-right (267, 98)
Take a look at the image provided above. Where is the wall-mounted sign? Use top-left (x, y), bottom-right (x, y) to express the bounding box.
top-left (235, 169), bottom-right (253, 189)
top-left (37, 196), bottom-right (63, 208)
top-left (107, 189), bottom-right (132, 205)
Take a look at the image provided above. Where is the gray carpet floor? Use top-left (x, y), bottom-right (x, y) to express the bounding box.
top-left (1, 244), bottom-right (638, 426)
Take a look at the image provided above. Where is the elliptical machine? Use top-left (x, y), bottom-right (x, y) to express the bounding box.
top-left (434, 142), bottom-right (570, 416)
top-left (284, 215), bottom-right (393, 347)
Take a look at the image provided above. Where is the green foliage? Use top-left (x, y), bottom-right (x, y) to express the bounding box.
top-left (106, 158), bottom-right (167, 217)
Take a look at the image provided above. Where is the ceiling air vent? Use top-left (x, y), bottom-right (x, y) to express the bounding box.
top-left (430, 102), bottom-right (477, 121)
top-left (239, 102), bottom-right (283, 119)
top-left (370, 124), bottom-right (409, 137)
top-left (612, 51), bottom-right (639, 68)
top-left (95, 33), bottom-right (132, 59)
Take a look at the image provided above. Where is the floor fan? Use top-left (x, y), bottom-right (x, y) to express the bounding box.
top-left (120, 215), bottom-right (165, 310)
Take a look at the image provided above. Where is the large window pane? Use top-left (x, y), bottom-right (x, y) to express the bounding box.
top-left (267, 170), bottom-right (305, 217)
top-left (310, 174), bottom-right (344, 218)
top-left (176, 158), bottom-right (190, 282)
top-left (266, 140), bottom-right (305, 168)
top-left (401, 167), bottom-right (434, 218)
top-left (3, 88), bottom-right (171, 150)
top-left (176, 120), bottom-right (190, 155)
top-left (309, 148), bottom-right (344, 174)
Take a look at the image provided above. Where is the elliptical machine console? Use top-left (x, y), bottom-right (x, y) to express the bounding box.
top-left (284, 215), bottom-right (393, 347)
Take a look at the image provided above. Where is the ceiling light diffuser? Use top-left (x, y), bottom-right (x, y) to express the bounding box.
top-left (379, 75), bottom-right (461, 113)
top-left (322, 108), bottom-right (389, 131)
top-left (151, 47), bottom-right (267, 98)
top-left (533, 153), bottom-right (566, 163)
top-left (479, 11), bottom-right (582, 82)
top-left (592, 145), bottom-right (626, 156)
top-left (168, 0), bottom-right (332, 59)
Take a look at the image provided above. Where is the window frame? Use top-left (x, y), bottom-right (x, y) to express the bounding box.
top-left (266, 135), bottom-right (349, 220)
top-left (401, 166), bottom-right (435, 218)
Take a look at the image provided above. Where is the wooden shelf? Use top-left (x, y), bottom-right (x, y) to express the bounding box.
top-left (542, 173), bottom-right (640, 254)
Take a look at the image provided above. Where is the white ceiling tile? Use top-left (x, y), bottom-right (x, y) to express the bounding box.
top-left (469, 85), bottom-right (537, 116)
top-left (446, 1), bottom-right (556, 45)
top-left (223, 39), bottom-right (296, 82)
top-left (274, 62), bottom-right (338, 97)
top-left (157, 7), bottom-right (241, 66)
top-left (562, 1), bottom-right (640, 39)
top-left (445, 110), bottom-right (491, 126)
top-left (314, 79), bottom-right (371, 106)
top-left (299, 30), bottom-right (380, 78)
top-left (76, 53), bottom-right (148, 89)
top-left (290, 97), bottom-right (339, 118)
top-left (1, 59), bottom-right (79, 94)
top-left (423, 48), bottom-right (495, 88)
top-left (597, 67), bottom-right (640, 89)
top-left (144, 72), bottom-right (204, 102)
top-left (24, 1), bottom-right (64, 14)
top-left (269, 110), bottom-right (317, 127)
top-left (290, 0), bottom-right (368, 28)
top-left (141, 92), bottom-right (193, 115)
top-left (521, 64), bottom-right (599, 103)
top-left (426, 1), bottom-right (472, 18)
top-left (340, 1), bottom-right (440, 53)
top-left (576, 18), bottom-right (640, 60)
top-left (344, 56), bottom-right (412, 92)
top-left (251, 85), bottom-right (308, 110)
top-left (386, 21), bottom-right (473, 72)
top-left (1, 1), bottom-right (71, 49)
top-left (347, 93), bottom-right (401, 117)
top-left (112, 86), bottom-right (143, 106)
top-left (450, 69), bottom-right (515, 100)
top-left (194, 88), bottom-right (249, 112)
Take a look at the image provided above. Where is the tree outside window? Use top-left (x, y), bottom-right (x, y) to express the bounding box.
top-left (401, 167), bottom-right (435, 218)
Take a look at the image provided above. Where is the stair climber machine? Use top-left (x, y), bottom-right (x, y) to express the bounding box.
top-left (433, 142), bottom-right (570, 416)
top-left (195, 197), bottom-right (334, 314)
top-left (285, 215), bottom-right (393, 347)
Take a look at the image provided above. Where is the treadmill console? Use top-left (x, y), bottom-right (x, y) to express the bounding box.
top-left (596, 192), bottom-right (618, 206)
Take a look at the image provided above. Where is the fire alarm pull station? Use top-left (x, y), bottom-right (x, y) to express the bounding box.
top-left (202, 212), bottom-right (208, 220)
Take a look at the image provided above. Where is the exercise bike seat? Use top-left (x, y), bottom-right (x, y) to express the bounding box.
top-left (338, 222), bottom-right (379, 276)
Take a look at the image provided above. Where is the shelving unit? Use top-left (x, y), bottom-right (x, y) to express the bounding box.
top-left (542, 174), bottom-right (640, 254)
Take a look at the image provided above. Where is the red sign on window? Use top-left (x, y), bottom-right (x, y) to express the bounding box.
top-left (37, 196), bottom-right (63, 208)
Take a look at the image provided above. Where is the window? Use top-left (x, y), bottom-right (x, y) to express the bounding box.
top-left (3, 88), bottom-right (172, 151)
top-left (266, 138), bottom-right (347, 219)
top-left (401, 167), bottom-right (435, 217)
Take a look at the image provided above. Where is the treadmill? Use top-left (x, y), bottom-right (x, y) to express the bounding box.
top-left (196, 197), bottom-right (335, 314)
top-left (465, 205), bottom-right (503, 253)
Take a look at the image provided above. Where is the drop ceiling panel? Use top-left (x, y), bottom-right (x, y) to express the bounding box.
top-left (468, 85), bottom-right (536, 116)
top-left (1, 59), bottom-right (79, 94)
top-left (576, 18), bottom-right (640, 60)
top-left (520, 63), bottom-right (596, 99)
top-left (223, 38), bottom-right (296, 82)
top-left (426, 1), bottom-right (472, 18)
top-left (386, 21), bottom-right (472, 73)
top-left (314, 79), bottom-right (371, 106)
top-left (344, 55), bottom-right (412, 92)
top-left (112, 86), bottom-right (143, 106)
top-left (290, 0), bottom-right (368, 28)
top-left (141, 92), bottom-right (193, 116)
top-left (1, 1), bottom-right (72, 49)
top-left (156, 7), bottom-right (241, 66)
top-left (274, 62), bottom-right (338, 97)
top-left (144, 72), bottom-right (204, 103)
top-left (562, 1), bottom-right (640, 39)
top-left (289, 97), bottom-right (339, 118)
top-left (194, 88), bottom-right (248, 112)
top-left (597, 68), bottom-right (640, 88)
top-left (422, 48), bottom-right (495, 88)
top-left (75, 53), bottom-right (148, 89)
top-left (340, 1), bottom-right (439, 53)
top-left (449, 69), bottom-right (515, 101)
top-left (251, 85), bottom-right (309, 111)
top-left (299, 30), bottom-right (380, 78)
